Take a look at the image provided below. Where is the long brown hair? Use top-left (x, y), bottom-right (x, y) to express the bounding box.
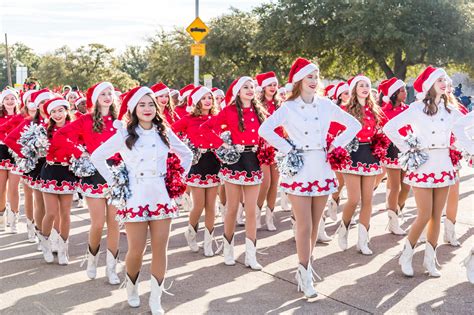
top-left (233, 95), bottom-right (267, 132)
top-left (92, 102), bottom-right (118, 133)
top-left (286, 81), bottom-right (303, 102)
top-left (0, 97), bottom-right (19, 118)
top-left (347, 84), bottom-right (383, 125)
top-left (47, 107), bottom-right (71, 139)
top-left (422, 85), bottom-right (451, 116)
top-left (125, 94), bottom-right (170, 150)
top-left (190, 95), bottom-right (219, 117)
top-left (259, 86), bottom-right (281, 109)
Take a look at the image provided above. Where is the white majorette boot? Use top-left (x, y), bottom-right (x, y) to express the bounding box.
top-left (0, 208), bottom-right (7, 231)
top-left (38, 233), bottom-right (54, 263)
top-left (336, 222), bottom-right (349, 250)
top-left (387, 209), bottom-right (406, 235)
top-left (443, 219), bottom-right (460, 247)
top-left (265, 206), bottom-right (276, 231)
top-left (357, 224), bottom-right (373, 255)
top-left (317, 217), bottom-right (332, 243)
top-left (236, 203), bottom-right (245, 226)
top-left (291, 216), bottom-right (296, 240)
top-left (57, 237), bottom-right (69, 265)
top-left (423, 243), bottom-right (441, 277)
top-left (203, 228), bottom-right (215, 257)
top-left (296, 263), bottom-right (318, 298)
top-left (83, 246), bottom-right (101, 279)
top-left (223, 235), bottom-right (235, 266)
top-left (184, 224), bottom-right (199, 252)
top-left (463, 247), bottom-right (474, 284)
top-left (7, 210), bottom-right (19, 234)
top-left (399, 239), bottom-right (414, 277)
top-left (326, 197), bottom-right (338, 221)
top-left (150, 276), bottom-right (170, 315)
top-left (50, 228), bottom-right (60, 253)
top-left (418, 226), bottom-right (427, 243)
top-left (256, 206), bottom-right (262, 229)
top-left (106, 249), bottom-right (121, 285)
top-left (244, 238), bottom-right (262, 270)
top-left (125, 274), bottom-right (140, 308)
top-left (26, 219), bottom-right (37, 243)
top-left (280, 192), bottom-right (291, 210)
top-left (182, 193), bottom-right (192, 212)
top-left (218, 202), bottom-right (226, 223)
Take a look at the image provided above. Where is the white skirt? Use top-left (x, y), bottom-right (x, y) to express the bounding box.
top-left (280, 149), bottom-right (337, 197)
top-left (404, 148), bottom-right (456, 188)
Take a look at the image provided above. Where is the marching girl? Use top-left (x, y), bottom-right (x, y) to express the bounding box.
top-left (384, 66), bottom-right (473, 277)
top-left (172, 86), bottom-right (221, 257)
top-left (336, 74), bottom-right (384, 255)
top-left (169, 89), bottom-right (180, 110)
top-left (278, 86), bottom-right (288, 101)
top-left (174, 84), bottom-right (195, 119)
top-left (151, 82), bottom-right (180, 124)
top-left (53, 82), bottom-right (121, 284)
top-left (36, 98), bottom-right (77, 265)
top-left (91, 86), bottom-right (192, 314)
top-left (66, 90), bottom-right (80, 108)
top-left (200, 76), bottom-right (267, 270)
top-left (211, 87), bottom-right (225, 110)
top-left (255, 71), bottom-right (281, 231)
top-left (259, 58), bottom-right (361, 298)
top-left (378, 78), bottom-right (411, 235)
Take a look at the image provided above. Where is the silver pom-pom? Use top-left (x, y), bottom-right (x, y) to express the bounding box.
top-left (345, 137), bottom-right (359, 153)
top-left (182, 136), bottom-right (202, 165)
top-left (275, 139), bottom-right (304, 177)
top-left (398, 133), bottom-right (429, 171)
top-left (17, 123), bottom-right (50, 173)
top-left (215, 131), bottom-right (245, 165)
top-left (69, 156), bottom-right (97, 177)
top-left (106, 162), bottom-right (132, 210)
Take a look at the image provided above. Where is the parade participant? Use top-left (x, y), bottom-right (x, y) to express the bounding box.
top-left (53, 82), bottom-right (121, 284)
top-left (65, 90), bottom-right (80, 108)
top-left (278, 86), bottom-right (287, 101)
top-left (324, 84), bottom-right (336, 101)
top-left (36, 98), bottom-right (77, 265)
top-left (173, 86), bottom-right (221, 256)
top-left (151, 82), bottom-right (180, 124)
top-left (91, 86), bottom-right (192, 314)
top-left (174, 84), bottom-right (195, 119)
top-left (211, 87), bottom-right (225, 110)
top-left (379, 78), bottom-right (411, 235)
top-left (169, 89), bottom-right (180, 110)
top-left (73, 97), bottom-right (88, 117)
top-left (384, 66), bottom-right (473, 277)
top-left (336, 74), bottom-right (384, 255)
top-left (200, 76), bottom-right (267, 270)
top-left (259, 58), bottom-right (361, 298)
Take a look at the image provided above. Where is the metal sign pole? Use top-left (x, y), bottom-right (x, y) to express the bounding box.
top-left (194, 0), bottom-right (199, 86)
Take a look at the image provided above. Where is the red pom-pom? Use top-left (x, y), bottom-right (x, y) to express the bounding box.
top-left (370, 132), bottom-right (390, 160)
top-left (165, 153), bottom-right (186, 199)
top-left (449, 148), bottom-right (463, 167)
top-left (327, 147), bottom-right (351, 171)
top-left (326, 134), bottom-right (335, 148)
top-left (257, 139), bottom-right (276, 165)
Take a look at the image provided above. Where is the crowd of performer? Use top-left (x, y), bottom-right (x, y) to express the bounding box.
top-left (0, 58), bottom-right (473, 314)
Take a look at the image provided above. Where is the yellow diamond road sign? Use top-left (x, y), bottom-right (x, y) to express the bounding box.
top-left (186, 17), bottom-right (210, 43)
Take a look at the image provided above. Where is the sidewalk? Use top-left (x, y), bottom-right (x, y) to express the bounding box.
top-left (1, 163), bottom-right (473, 314)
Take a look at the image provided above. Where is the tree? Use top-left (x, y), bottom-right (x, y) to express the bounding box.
top-left (118, 46), bottom-right (148, 85)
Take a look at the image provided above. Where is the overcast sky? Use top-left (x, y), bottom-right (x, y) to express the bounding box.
top-left (1, 0), bottom-right (266, 54)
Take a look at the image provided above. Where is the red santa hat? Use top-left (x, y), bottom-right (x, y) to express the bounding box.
top-left (278, 86), bottom-right (287, 94)
top-left (118, 86), bottom-right (154, 120)
top-left (224, 76), bottom-right (254, 105)
top-left (0, 89), bottom-right (19, 104)
top-left (333, 81), bottom-right (349, 100)
top-left (324, 84), bottom-right (336, 98)
top-left (151, 82), bottom-right (170, 97)
top-left (74, 97), bottom-right (86, 107)
top-left (413, 66), bottom-right (447, 100)
top-left (285, 58), bottom-right (319, 92)
top-left (347, 74), bottom-right (371, 94)
top-left (255, 71), bottom-right (278, 93)
top-left (31, 89), bottom-right (54, 107)
top-left (86, 82), bottom-right (114, 109)
top-left (378, 77), bottom-right (406, 103)
top-left (178, 84), bottom-right (196, 102)
top-left (211, 87), bottom-right (224, 97)
top-left (188, 86), bottom-right (212, 107)
top-left (21, 90), bottom-right (36, 109)
top-left (42, 97), bottom-right (70, 117)
top-left (65, 90), bottom-right (81, 100)
top-left (169, 89), bottom-right (179, 97)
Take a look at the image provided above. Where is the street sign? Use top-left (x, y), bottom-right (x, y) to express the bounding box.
top-left (186, 17), bottom-right (210, 42)
top-left (191, 43), bottom-right (206, 56)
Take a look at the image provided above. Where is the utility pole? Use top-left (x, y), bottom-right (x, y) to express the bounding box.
top-left (194, 0), bottom-right (199, 86)
top-left (5, 33), bottom-right (13, 87)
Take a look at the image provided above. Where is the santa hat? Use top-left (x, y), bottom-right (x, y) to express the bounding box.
top-left (178, 84), bottom-right (195, 102)
top-left (74, 97), bottom-right (86, 107)
top-left (169, 89), bottom-right (179, 97)
top-left (62, 85), bottom-right (72, 93)
top-left (255, 72), bottom-right (278, 93)
top-left (347, 74), bottom-right (371, 94)
top-left (333, 81), bottom-right (349, 100)
top-left (413, 66), bottom-right (447, 100)
top-left (151, 82), bottom-right (170, 97)
top-left (324, 84), bottom-right (336, 98)
top-left (0, 89), bottom-right (19, 104)
top-left (379, 77), bottom-right (406, 103)
top-left (188, 86), bottom-right (212, 107)
top-left (278, 86), bottom-right (287, 94)
top-left (31, 89), bottom-right (53, 107)
top-left (224, 76), bottom-right (254, 105)
top-left (86, 82), bottom-right (114, 109)
top-left (118, 86), bottom-right (154, 120)
top-left (211, 87), bottom-right (224, 98)
top-left (42, 97), bottom-right (70, 117)
top-left (65, 90), bottom-right (80, 100)
top-left (285, 58), bottom-right (319, 92)
top-left (21, 90), bottom-right (36, 109)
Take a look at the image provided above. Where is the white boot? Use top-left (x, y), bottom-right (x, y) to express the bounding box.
top-left (423, 243), bottom-right (441, 277)
top-left (38, 234), bottom-right (54, 263)
top-left (125, 274), bottom-right (140, 308)
top-left (387, 210), bottom-right (406, 235)
top-left (398, 239), bottom-right (414, 277)
top-left (0, 208), bottom-right (6, 231)
top-left (463, 247), bottom-right (474, 284)
top-left (150, 276), bottom-right (166, 315)
top-left (265, 207), bottom-right (276, 231)
top-left (326, 197), bottom-right (338, 221)
top-left (26, 219), bottom-right (37, 243)
top-left (218, 203), bottom-right (226, 223)
top-left (256, 206), bottom-right (262, 229)
top-left (418, 226), bottom-right (427, 243)
top-left (106, 250), bottom-right (121, 285)
top-left (280, 192), bottom-right (291, 210)
top-left (357, 224), bottom-right (373, 255)
top-left (50, 229), bottom-right (59, 254)
top-left (336, 222), bottom-right (349, 250)
top-left (443, 219), bottom-right (460, 247)
top-left (77, 198), bottom-right (86, 208)
top-left (244, 238), bottom-right (262, 270)
top-left (291, 216), bottom-right (296, 240)
top-left (57, 237), bottom-right (69, 265)
top-left (7, 210), bottom-right (19, 234)
top-left (84, 246), bottom-right (101, 279)
top-left (203, 228), bottom-right (215, 257)
top-left (223, 235), bottom-right (235, 266)
top-left (295, 263), bottom-right (318, 298)
top-left (182, 193), bottom-right (192, 212)
top-left (317, 217), bottom-right (332, 243)
top-left (236, 203), bottom-right (245, 226)
top-left (184, 224), bottom-right (199, 252)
